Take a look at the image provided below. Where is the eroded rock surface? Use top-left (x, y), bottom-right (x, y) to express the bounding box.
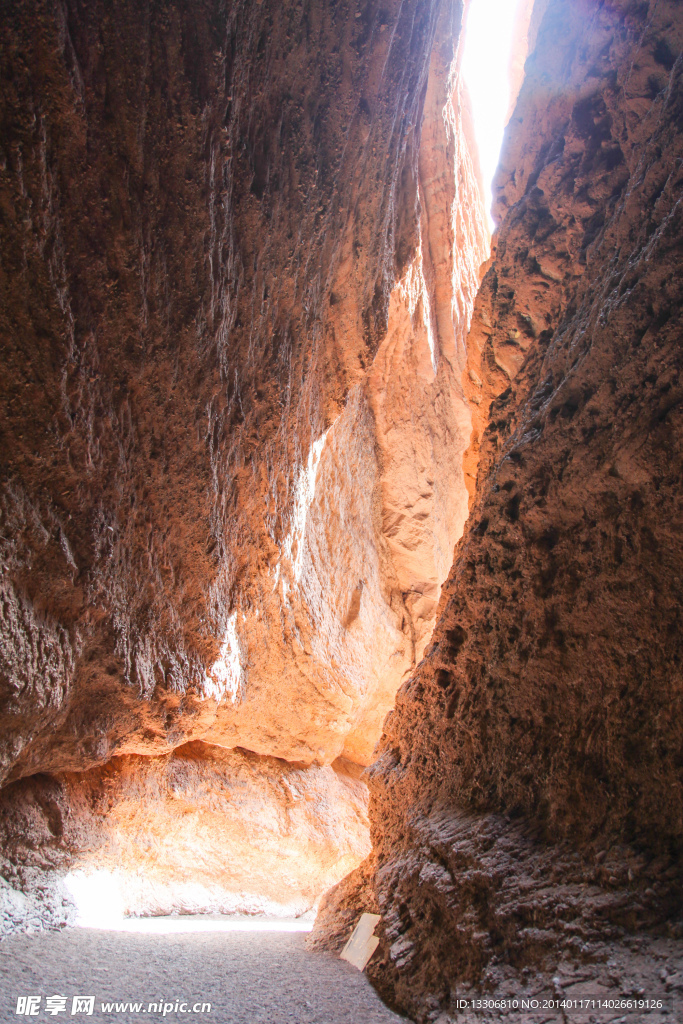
top-left (0, 742), bottom-right (370, 926)
top-left (307, 854), bottom-right (379, 954)
top-left (359, 0), bottom-right (683, 1018)
top-left (0, 0), bottom-right (484, 785)
top-left (0, 0), bottom-right (488, 928)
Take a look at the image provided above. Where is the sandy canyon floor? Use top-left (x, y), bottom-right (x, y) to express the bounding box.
top-left (2, 918), bottom-right (683, 1024)
top-left (0, 919), bottom-right (407, 1024)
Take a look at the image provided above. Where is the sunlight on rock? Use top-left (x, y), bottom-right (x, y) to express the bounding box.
top-left (462, 0), bottom-right (531, 225)
top-left (64, 870), bottom-right (126, 930)
top-left (203, 611), bottom-right (244, 703)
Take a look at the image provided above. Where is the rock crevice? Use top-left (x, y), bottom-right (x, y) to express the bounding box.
top-left (327, 0), bottom-right (683, 1018)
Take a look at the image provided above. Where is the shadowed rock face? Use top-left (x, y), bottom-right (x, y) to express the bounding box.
top-left (315, 0), bottom-right (683, 1018)
top-left (0, 0), bottom-right (489, 921)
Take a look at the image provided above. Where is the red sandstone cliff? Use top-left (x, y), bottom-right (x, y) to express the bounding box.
top-left (0, 0), bottom-right (488, 924)
top-left (0, 0), bottom-right (486, 782)
top-left (346, 0), bottom-right (683, 1018)
top-left (8, 0), bottom-right (683, 1011)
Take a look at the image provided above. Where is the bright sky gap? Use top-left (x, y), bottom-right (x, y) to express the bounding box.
top-left (461, 0), bottom-right (524, 229)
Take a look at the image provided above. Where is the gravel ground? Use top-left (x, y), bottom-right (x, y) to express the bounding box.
top-left (0, 919), bottom-right (409, 1024)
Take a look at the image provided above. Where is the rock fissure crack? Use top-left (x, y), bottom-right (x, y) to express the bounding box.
top-left (2, 1), bottom-right (683, 1020)
top-left (312, 1), bottom-right (683, 1020)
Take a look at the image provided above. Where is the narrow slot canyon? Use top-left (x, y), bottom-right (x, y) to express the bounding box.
top-left (0, 1), bottom-right (682, 1022)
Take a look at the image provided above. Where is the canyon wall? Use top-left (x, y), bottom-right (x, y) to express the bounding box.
top-left (335, 0), bottom-right (683, 1018)
top-left (0, 0), bottom-right (486, 920)
top-left (0, 744), bottom-right (370, 932)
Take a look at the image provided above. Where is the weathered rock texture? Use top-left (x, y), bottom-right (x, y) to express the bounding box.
top-left (337, 0), bottom-right (683, 1019)
top-left (307, 853), bottom-right (379, 954)
top-left (0, 0), bottom-right (486, 924)
top-left (0, 743), bottom-right (369, 929)
top-left (0, 0), bottom-right (484, 779)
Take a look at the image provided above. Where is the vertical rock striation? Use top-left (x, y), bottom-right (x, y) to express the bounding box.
top-left (357, 0), bottom-right (683, 1018)
top-left (0, 0), bottom-right (485, 782)
top-left (0, 0), bottom-right (487, 920)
